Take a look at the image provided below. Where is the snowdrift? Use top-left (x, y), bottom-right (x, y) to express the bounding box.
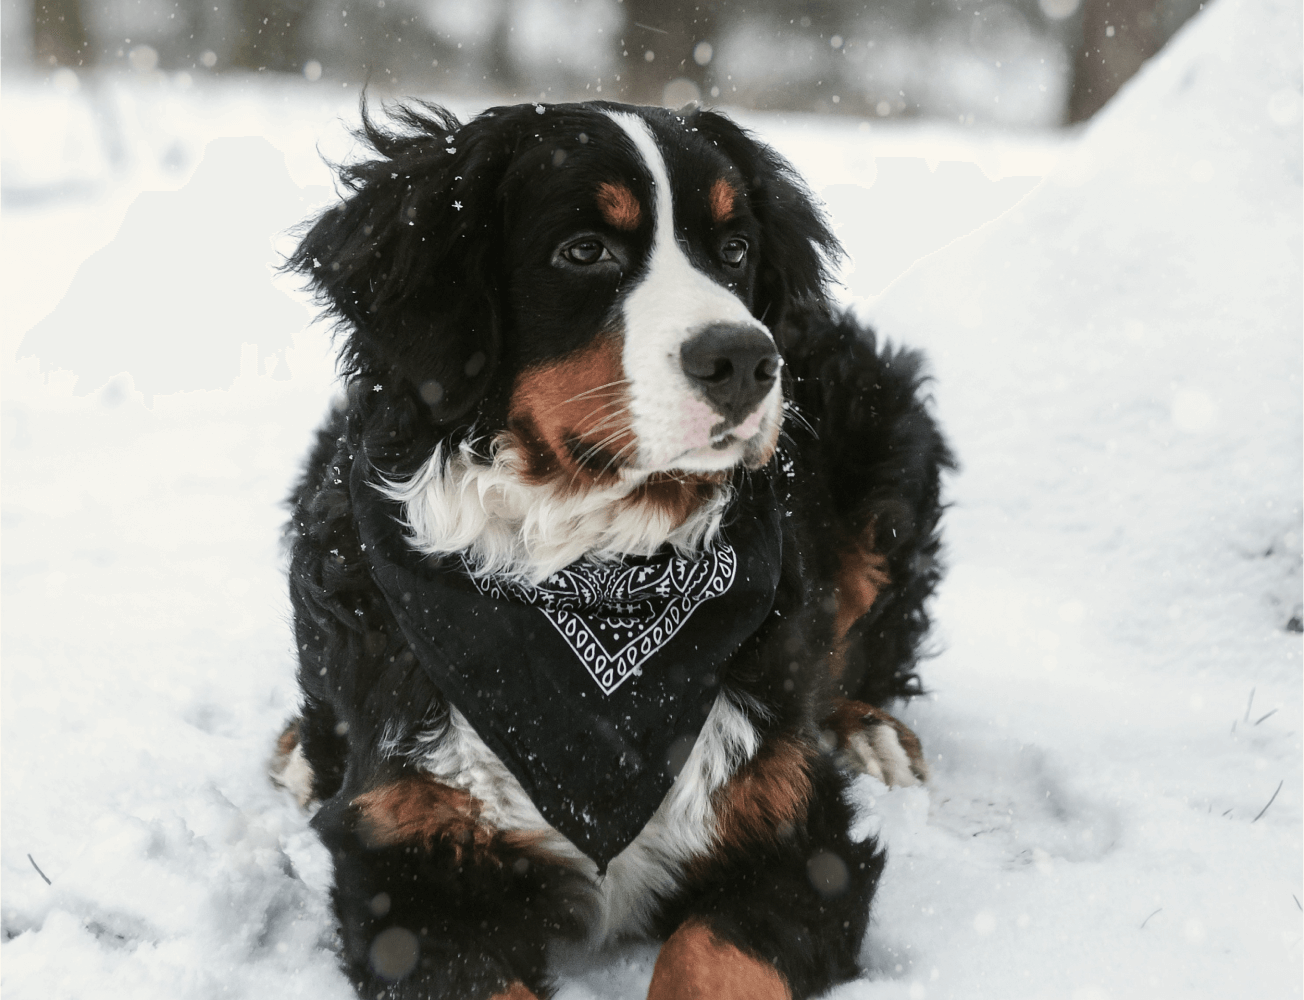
top-left (854, 0), bottom-right (1302, 995)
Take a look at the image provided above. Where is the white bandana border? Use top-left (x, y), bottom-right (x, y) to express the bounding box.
top-left (463, 540), bottom-right (738, 695)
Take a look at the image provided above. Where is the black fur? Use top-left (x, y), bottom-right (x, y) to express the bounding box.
top-left (776, 310), bottom-right (953, 704)
top-left (654, 756), bottom-right (887, 999)
top-left (282, 99), bottom-right (952, 999)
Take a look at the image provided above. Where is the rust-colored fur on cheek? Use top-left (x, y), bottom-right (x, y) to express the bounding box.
top-left (708, 178), bottom-right (738, 224)
top-left (597, 181), bottom-right (642, 230)
top-left (507, 340), bottom-right (723, 532)
top-left (509, 335), bottom-right (634, 484)
top-left (833, 536), bottom-right (891, 640)
top-left (632, 472), bottom-right (727, 523)
top-left (648, 920), bottom-right (791, 1000)
top-left (711, 736), bottom-right (814, 851)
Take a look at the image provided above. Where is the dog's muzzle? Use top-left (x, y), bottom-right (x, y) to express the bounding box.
top-left (680, 323), bottom-right (781, 429)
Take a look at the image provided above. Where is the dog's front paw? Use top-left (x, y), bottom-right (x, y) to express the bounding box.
top-left (269, 719), bottom-right (317, 808)
top-left (824, 700), bottom-right (928, 786)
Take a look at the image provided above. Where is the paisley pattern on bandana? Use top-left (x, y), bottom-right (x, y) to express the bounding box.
top-left (463, 540), bottom-right (738, 695)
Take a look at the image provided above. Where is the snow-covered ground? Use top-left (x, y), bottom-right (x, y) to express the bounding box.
top-left (2, 0), bottom-right (1300, 994)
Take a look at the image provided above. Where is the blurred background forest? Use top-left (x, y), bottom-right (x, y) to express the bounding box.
top-left (6, 0), bottom-right (1205, 125)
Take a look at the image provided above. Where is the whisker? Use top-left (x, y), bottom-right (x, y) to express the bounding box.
top-left (568, 416), bottom-right (634, 468)
top-left (783, 400), bottom-right (818, 439)
top-left (783, 399), bottom-right (813, 431)
top-left (581, 417), bottom-right (631, 445)
top-left (575, 423), bottom-right (634, 466)
top-left (568, 431), bottom-right (636, 488)
top-left (554, 378), bottom-right (632, 407)
top-left (578, 377), bottom-right (632, 395)
top-left (579, 406), bottom-right (632, 433)
top-left (540, 392), bottom-right (627, 418)
top-left (572, 417), bottom-right (632, 453)
top-left (598, 440), bottom-right (640, 478)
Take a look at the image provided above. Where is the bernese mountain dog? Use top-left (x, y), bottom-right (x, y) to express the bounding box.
top-left (272, 99), bottom-right (953, 1000)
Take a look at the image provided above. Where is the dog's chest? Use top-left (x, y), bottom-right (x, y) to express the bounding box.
top-left (415, 691), bottom-right (760, 940)
top-left (355, 452), bottom-right (785, 864)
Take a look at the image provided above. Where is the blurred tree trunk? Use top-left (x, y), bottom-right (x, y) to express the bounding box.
top-left (489, 12), bottom-right (519, 94)
top-left (1068, 0), bottom-right (1163, 122)
top-left (231, 0), bottom-right (312, 71)
top-left (617, 0), bottom-right (718, 106)
top-left (31, 0), bottom-right (89, 66)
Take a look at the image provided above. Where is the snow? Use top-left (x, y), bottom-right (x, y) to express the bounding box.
top-left (2, 0), bottom-right (1300, 994)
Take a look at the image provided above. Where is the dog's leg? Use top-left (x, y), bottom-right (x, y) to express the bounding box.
top-left (269, 696), bottom-right (351, 808)
top-left (269, 719), bottom-right (317, 808)
top-left (777, 311), bottom-right (953, 706)
top-left (651, 752), bottom-right (885, 1000)
top-left (647, 920), bottom-right (790, 1000)
top-left (312, 769), bottom-right (590, 1000)
top-left (824, 699), bottom-right (928, 786)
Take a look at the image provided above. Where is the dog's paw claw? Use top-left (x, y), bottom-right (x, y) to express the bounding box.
top-left (826, 700), bottom-right (929, 787)
top-left (839, 724), bottom-right (926, 786)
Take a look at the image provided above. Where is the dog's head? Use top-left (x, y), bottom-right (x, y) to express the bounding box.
top-left (292, 100), bottom-right (836, 491)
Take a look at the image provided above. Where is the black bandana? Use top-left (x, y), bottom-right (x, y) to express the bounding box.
top-left (351, 455), bottom-right (782, 867)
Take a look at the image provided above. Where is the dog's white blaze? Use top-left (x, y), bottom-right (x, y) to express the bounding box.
top-left (414, 691), bottom-right (761, 942)
top-left (604, 112), bottom-right (783, 472)
top-left (382, 434), bottom-right (731, 584)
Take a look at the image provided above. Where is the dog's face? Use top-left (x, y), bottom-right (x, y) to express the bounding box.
top-left (293, 101), bottom-right (837, 491)
top-left (500, 109), bottom-right (781, 481)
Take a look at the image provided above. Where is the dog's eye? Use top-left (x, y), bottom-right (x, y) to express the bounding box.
top-left (562, 240), bottom-right (611, 266)
top-left (721, 238), bottom-right (748, 267)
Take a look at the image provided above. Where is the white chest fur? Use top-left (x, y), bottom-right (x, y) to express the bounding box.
top-left (412, 690), bottom-right (761, 942)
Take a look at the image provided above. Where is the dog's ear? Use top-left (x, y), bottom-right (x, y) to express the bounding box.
top-left (689, 109), bottom-right (842, 327)
top-left (288, 100), bottom-right (529, 424)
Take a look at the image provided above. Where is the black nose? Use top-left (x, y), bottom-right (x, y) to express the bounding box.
top-left (679, 324), bottom-right (781, 427)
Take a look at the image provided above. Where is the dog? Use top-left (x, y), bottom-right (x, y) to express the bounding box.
top-left (272, 98), bottom-right (953, 1000)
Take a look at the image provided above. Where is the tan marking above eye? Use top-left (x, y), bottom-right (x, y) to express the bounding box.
top-left (709, 178), bottom-right (738, 223)
top-left (596, 181), bottom-right (642, 231)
